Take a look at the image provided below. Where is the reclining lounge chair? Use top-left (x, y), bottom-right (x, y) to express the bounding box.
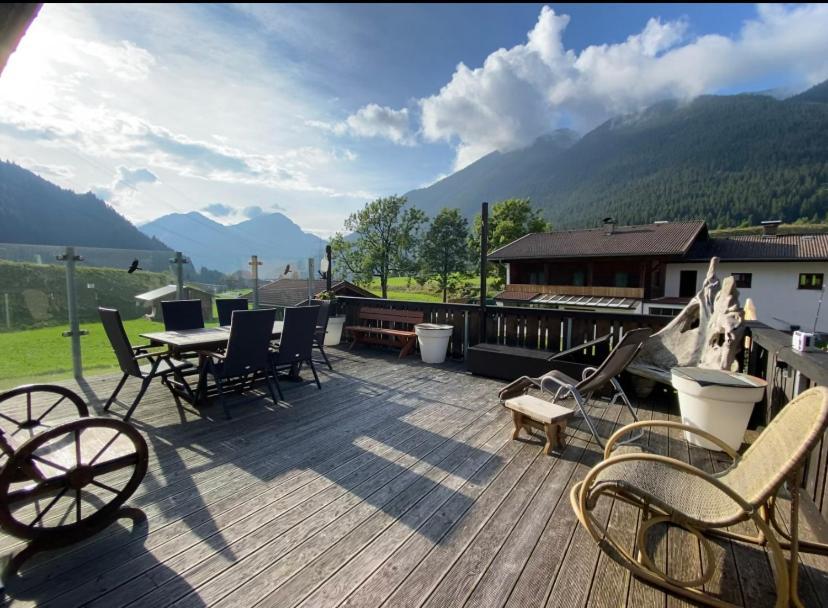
top-left (499, 327), bottom-right (652, 450)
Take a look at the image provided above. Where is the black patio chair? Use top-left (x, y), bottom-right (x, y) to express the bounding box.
top-left (216, 298), bottom-right (249, 327)
top-left (161, 299), bottom-right (204, 331)
top-left (199, 308), bottom-right (279, 419)
top-left (310, 299), bottom-right (333, 370)
top-left (99, 307), bottom-right (194, 421)
top-left (271, 305), bottom-right (322, 400)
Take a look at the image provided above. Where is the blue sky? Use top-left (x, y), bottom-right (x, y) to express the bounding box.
top-left (0, 4), bottom-right (826, 239)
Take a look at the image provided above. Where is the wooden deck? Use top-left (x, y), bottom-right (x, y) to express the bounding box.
top-left (1, 348), bottom-right (827, 607)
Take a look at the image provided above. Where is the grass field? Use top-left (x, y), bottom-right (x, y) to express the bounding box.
top-left (1, 318), bottom-right (175, 388)
top-left (363, 275), bottom-right (500, 303)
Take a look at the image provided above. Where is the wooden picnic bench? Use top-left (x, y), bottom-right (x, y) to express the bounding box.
top-left (346, 307), bottom-right (424, 358)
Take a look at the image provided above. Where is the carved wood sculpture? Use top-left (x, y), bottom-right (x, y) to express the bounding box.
top-left (629, 257), bottom-right (745, 397)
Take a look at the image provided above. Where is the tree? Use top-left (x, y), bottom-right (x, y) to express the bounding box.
top-left (331, 195), bottom-right (426, 299)
top-left (419, 208), bottom-right (470, 302)
top-left (470, 198), bottom-right (550, 279)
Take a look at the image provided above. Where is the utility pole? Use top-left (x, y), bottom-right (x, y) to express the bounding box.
top-left (57, 247), bottom-right (87, 379)
top-left (249, 255), bottom-right (262, 309)
top-left (479, 202), bottom-right (489, 343)
top-left (170, 251), bottom-right (189, 299)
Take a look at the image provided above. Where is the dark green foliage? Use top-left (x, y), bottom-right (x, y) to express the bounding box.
top-left (331, 195), bottom-right (427, 299)
top-left (419, 208), bottom-right (470, 302)
top-left (0, 161), bottom-right (170, 250)
top-left (0, 260), bottom-right (170, 330)
top-left (406, 83), bottom-right (828, 229)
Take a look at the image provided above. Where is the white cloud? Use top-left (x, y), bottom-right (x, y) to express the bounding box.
top-left (418, 4), bottom-right (828, 169)
top-left (309, 104), bottom-right (415, 145)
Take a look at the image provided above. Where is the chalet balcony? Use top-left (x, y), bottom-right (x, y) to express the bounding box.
top-left (2, 316), bottom-right (828, 607)
top-left (501, 283), bottom-right (645, 299)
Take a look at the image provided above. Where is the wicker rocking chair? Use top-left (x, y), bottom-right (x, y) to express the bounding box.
top-left (570, 386), bottom-right (828, 607)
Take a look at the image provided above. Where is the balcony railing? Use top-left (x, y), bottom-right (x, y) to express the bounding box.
top-left (745, 322), bottom-right (828, 516)
top-left (505, 283), bottom-right (645, 299)
top-left (336, 296), bottom-right (669, 361)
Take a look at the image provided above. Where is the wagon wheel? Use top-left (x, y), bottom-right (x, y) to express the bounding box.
top-left (0, 385), bottom-right (89, 445)
top-left (0, 417), bottom-right (147, 545)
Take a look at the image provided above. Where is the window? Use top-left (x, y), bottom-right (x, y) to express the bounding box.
top-left (679, 270), bottom-right (697, 298)
top-left (799, 273), bottom-right (824, 290)
top-left (731, 273), bottom-right (752, 288)
top-left (572, 271), bottom-right (585, 286)
top-left (648, 307), bottom-right (681, 318)
top-left (614, 272), bottom-right (629, 288)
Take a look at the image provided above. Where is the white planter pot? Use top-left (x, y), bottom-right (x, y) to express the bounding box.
top-left (671, 368), bottom-right (767, 452)
top-left (324, 316), bottom-right (345, 346)
top-left (415, 323), bottom-right (453, 364)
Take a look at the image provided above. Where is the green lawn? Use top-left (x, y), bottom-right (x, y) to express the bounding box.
top-left (362, 275), bottom-right (500, 303)
top-left (0, 318), bottom-right (169, 388)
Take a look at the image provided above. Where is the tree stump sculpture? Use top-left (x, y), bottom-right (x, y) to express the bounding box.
top-left (628, 257), bottom-right (745, 397)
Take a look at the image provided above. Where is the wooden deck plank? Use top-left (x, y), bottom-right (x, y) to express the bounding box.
top-left (542, 398), bottom-right (641, 608)
top-left (34, 368), bottom-right (496, 607)
top-left (0, 350), bottom-right (824, 608)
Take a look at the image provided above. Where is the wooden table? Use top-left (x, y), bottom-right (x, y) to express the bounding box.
top-left (140, 322), bottom-right (284, 404)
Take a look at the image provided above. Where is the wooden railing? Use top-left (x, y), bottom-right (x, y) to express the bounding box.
top-left (336, 296), bottom-right (669, 362)
top-left (505, 283), bottom-right (645, 299)
top-left (745, 323), bottom-right (828, 517)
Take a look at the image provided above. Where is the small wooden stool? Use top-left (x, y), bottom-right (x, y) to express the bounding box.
top-left (503, 395), bottom-right (575, 455)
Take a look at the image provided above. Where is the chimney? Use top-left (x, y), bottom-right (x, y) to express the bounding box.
top-left (602, 217), bottom-right (616, 235)
top-left (761, 219), bottom-right (782, 238)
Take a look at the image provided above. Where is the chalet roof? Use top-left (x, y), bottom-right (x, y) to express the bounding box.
top-left (257, 279), bottom-right (376, 308)
top-left (134, 284), bottom-right (212, 302)
top-left (488, 221), bottom-right (707, 261)
top-left (685, 234), bottom-right (828, 262)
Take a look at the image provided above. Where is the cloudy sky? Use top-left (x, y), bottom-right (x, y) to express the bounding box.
top-left (1, 3), bottom-right (827, 237)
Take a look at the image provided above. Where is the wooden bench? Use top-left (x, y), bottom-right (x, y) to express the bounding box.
top-left (502, 394), bottom-right (575, 455)
top-left (346, 307), bottom-right (424, 358)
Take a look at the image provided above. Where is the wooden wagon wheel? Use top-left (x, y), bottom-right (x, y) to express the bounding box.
top-left (0, 384), bottom-right (89, 440)
top-left (0, 417), bottom-right (148, 546)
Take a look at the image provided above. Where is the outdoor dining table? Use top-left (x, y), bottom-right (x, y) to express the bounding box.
top-left (140, 321), bottom-right (284, 404)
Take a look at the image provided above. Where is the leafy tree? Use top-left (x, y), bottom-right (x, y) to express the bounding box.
top-left (419, 208), bottom-right (470, 302)
top-left (331, 195), bottom-right (426, 298)
top-left (470, 198), bottom-right (550, 279)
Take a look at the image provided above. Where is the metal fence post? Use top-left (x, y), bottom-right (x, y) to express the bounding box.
top-left (57, 246), bottom-right (87, 379)
top-left (170, 251), bottom-right (189, 299)
top-left (307, 258), bottom-right (314, 303)
top-left (249, 255), bottom-right (261, 309)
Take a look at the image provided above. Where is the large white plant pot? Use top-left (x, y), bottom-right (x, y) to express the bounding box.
top-left (324, 316), bottom-right (345, 346)
top-left (415, 323), bottom-right (453, 364)
top-left (671, 368), bottom-right (767, 452)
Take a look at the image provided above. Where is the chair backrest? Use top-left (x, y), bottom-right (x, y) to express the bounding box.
top-left (274, 306), bottom-right (319, 365)
top-left (222, 308), bottom-right (277, 377)
top-left (577, 327), bottom-right (653, 394)
top-left (161, 299), bottom-right (204, 331)
top-left (722, 386), bottom-right (828, 506)
top-left (310, 299), bottom-right (331, 339)
top-left (358, 307), bottom-right (423, 329)
top-left (98, 307), bottom-right (142, 377)
top-left (216, 298), bottom-right (249, 326)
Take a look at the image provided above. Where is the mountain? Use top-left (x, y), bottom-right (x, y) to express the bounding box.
top-left (404, 129), bottom-right (578, 217)
top-left (405, 81), bottom-right (828, 229)
top-left (0, 161), bottom-right (170, 251)
top-left (140, 211), bottom-right (325, 276)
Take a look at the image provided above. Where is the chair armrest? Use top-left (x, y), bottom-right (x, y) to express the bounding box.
top-left (131, 343), bottom-right (155, 352)
top-left (134, 351), bottom-right (166, 362)
top-left (577, 451), bottom-right (753, 518)
top-left (197, 350), bottom-right (226, 361)
top-left (603, 420), bottom-right (740, 460)
top-left (547, 333), bottom-right (610, 362)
